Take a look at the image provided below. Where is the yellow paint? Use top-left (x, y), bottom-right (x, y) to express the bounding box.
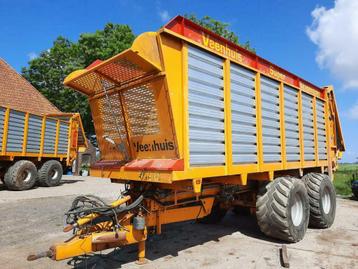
top-left (269, 66), bottom-right (286, 81)
top-left (63, 29), bottom-right (344, 185)
top-left (312, 97), bottom-right (319, 165)
top-left (324, 89), bottom-right (333, 177)
top-left (224, 59), bottom-right (233, 172)
top-left (255, 73), bottom-right (263, 170)
top-left (1, 108), bottom-right (10, 154)
top-left (279, 82), bottom-right (287, 168)
top-left (54, 120), bottom-right (60, 156)
top-left (298, 89), bottom-right (304, 166)
top-left (22, 113), bottom-right (29, 155)
top-left (192, 178), bottom-right (202, 193)
top-left (39, 116), bottom-right (46, 159)
top-left (0, 106), bottom-right (87, 165)
top-left (76, 196), bottom-right (130, 227)
top-left (202, 34), bottom-right (243, 62)
top-left (182, 43), bottom-right (190, 169)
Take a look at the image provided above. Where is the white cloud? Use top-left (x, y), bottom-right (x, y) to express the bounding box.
top-left (27, 52), bottom-right (38, 60)
top-left (346, 102), bottom-right (358, 119)
top-left (307, 0), bottom-right (358, 88)
top-left (158, 10), bottom-right (170, 22)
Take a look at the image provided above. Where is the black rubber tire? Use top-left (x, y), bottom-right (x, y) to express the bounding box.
top-left (4, 160), bottom-right (38, 191)
top-left (303, 173), bottom-right (336, 228)
top-left (256, 177), bottom-right (310, 242)
top-left (38, 160), bottom-right (63, 187)
top-left (198, 201), bottom-right (227, 224)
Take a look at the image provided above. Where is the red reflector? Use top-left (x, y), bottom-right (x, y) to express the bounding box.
top-left (124, 159), bottom-right (184, 171)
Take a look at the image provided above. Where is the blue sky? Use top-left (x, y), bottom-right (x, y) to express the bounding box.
top-left (0, 0), bottom-right (357, 162)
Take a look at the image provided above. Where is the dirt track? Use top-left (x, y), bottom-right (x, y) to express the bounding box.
top-left (0, 176), bottom-right (357, 269)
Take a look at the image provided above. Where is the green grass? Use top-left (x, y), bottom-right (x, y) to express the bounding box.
top-left (334, 163), bottom-right (358, 196)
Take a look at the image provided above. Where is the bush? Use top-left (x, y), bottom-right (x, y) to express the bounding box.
top-left (334, 164), bottom-right (358, 196)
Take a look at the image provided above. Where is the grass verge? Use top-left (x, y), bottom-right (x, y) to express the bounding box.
top-left (334, 163), bottom-right (358, 196)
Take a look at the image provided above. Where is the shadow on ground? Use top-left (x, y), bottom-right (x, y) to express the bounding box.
top-left (67, 210), bottom-right (284, 269)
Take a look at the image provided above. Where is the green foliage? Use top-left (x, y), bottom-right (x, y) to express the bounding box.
top-left (334, 163), bottom-right (358, 196)
top-left (22, 24), bottom-right (135, 134)
top-left (22, 17), bottom-right (255, 135)
top-left (185, 14), bottom-right (255, 52)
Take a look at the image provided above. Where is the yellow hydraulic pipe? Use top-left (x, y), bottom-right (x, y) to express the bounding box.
top-left (63, 195), bottom-right (131, 232)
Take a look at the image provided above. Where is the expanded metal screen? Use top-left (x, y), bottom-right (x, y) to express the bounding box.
top-left (123, 85), bottom-right (160, 136)
top-left (98, 92), bottom-right (127, 141)
top-left (92, 82), bottom-right (161, 160)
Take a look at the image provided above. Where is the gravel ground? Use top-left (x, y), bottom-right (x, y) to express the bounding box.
top-left (0, 176), bottom-right (357, 269)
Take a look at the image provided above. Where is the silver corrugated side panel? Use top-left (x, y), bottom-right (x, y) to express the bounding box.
top-left (316, 99), bottom-right (327, 160)
top-left (284, 86), bottom-right (300, 161)
top-left (58, 122), bottom-right (69, 154)
top-left (260, 76), bottom-right (281, 163)
top-left (0, 107), bottom-right (5, 152)
top-left (230, 63), bottom-right (257, 164)
top-left (6, 110), bottom-right (25, 152)
top-left (188, 45), bottom-right (225, 166)
top-left (27, 115), bottom-right (43, 153)
top-left (301, 92), bottom-right (315, 161)
top-left (43, 118), bottom-right (57, 154)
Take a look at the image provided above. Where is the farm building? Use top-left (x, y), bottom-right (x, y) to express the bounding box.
top-left (0, 58), bottom-right (60, 115)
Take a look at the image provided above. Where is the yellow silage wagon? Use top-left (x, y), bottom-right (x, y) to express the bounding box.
top-left (29, 16), bottom-right (345, 263)
top-left (0, 107), bottom-right (87, 190)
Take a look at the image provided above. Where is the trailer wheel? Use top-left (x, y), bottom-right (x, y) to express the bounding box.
top-left (38, 160), bottom-right (63, 187)
top-left (198, 201), bottom-right (226, 224)
top-left (256, 177), bottom-right (310, 242)
top-left (303, 173), bottom-right (336, 228)
top-left (4, 160), bottom-right (38, 191)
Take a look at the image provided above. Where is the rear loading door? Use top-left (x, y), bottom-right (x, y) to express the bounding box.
top-left (65, 49), bottom-right (179, 164)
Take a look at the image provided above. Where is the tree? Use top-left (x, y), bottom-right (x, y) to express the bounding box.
top-left (22, 23), bottom-right (135, 134)
top-left (22, 17), bottom-right (254, 134)
top-left (185, 14), bottom-right (255, 52)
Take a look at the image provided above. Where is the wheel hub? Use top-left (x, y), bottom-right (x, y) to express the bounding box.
top-left (51, 169), bottom-right (59, 180)
top-left (291, 192), bottom-right (303, 226)
top-left (23, 170), bottom-right (32, 183)
top-left (322, 187), bottom-right (331, 214)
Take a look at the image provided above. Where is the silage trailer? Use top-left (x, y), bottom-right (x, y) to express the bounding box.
top-left (0, 107), bottom-right (87, 190)
top-left (28, 16), bottom-right (345, 263)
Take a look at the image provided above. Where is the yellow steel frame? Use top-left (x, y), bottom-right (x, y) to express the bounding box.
top-left (279, 82), bottom-right (287, 169)
top-left (1, 107), bottom-right (10, 155)
top-left (298, 89), bottom-right (304, 166)
top-left (0, 106), bottom-right (86, 165)
top-left (22, 112), bottom-right (29, 155)
top-left (54, 120), bottom-right (60, 156)
top-left (324, 90), bottom-right (333, 178)
top-left (224, 59), bottom-right (233, 174)
top-left (68, 29), bottom-right (338, 184)
top-left (38, 116), bottom-right (47, 160)
top-left (182, 42), bottom-right (189, 170)
top-left (312, 97), bottom-right (319, 166)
